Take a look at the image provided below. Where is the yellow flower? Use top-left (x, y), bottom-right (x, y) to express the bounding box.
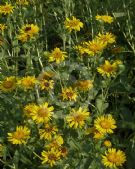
top-left (96, 32), bottom-right (116, 46)
top-left (84, 39), bottom-right (106, 56)
top-left (48, 47), bottom-right (67, 64)
top-left (94, 114), bottom-right (117, 134)
top-left (75, 45), bottom-right (87, 55)
top-left (85, 127), bottom-right (105, 139)
top-left (45, 135), bottom-right (64, 150)
top-left (0, 24), bottom-right (7, 32)
top-left (103, 140), bottom-right (112, 148)
top-left (96, 15), bottom-right (114, 24)
top-left (102, 148), bottom-right (126, 168)
top-left (66, 107), bottom-right (90, 128)
top-left (16, 0), bottom-right (30, 5)
top-left (0, 3), bottom-right (14, 15)
top-left (18, 24), bottom-right (39, 42)
top-left (0, 76), bottom-right (16, 92)
top-left (23, 103), bottom-right (38, 118)
top-left (31, 102), bottom-right (54, 124)
top-left (97, 60), bottom-right (118, 77)
top-left (7, 126), bottom-right (30, 145)
top-left (61, 87), bottom-right (78, 101)
top-left (38, 71), bottom-right (55, 81)
top-left (40, 79), bottom-right (54, 91)
top-left (76, 80), bottom-right (93, 91)
top-left (17, 76), bottom-right (37, 90)
top-left (41, 148), bottom-right (61, 167)
top-left (39, 123), bottom-right (58, 140)
top-left (64, 16), bottom-right (83, 32)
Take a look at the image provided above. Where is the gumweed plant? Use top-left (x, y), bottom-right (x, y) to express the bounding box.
top-left (0, 0), bottom-right (134, 168)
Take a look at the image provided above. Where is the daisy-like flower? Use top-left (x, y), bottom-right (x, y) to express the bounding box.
top-left (75, 45), bottom-right (87, 55)
top-left (17, 76), bottom-right (37, 90)
top-left (0, 3), bottom-right (14, 15)
top-left (0, 76), bottom-right (16, 92)
top-left (31, 102), bottom-right (54, 124)
top-left (75, 80), bottom-right (93, 91)
top-left (66, 107), bottom-right (90, 128)
top-left (39, 123), bottom-right (58, 140)
top-left (102, 148), bottom-right (126, 168)
top-left (16, 0), bottom-right (30, 5)
top-left (0, 24), bottom-right (7, 33)
top-left (23, 103), bottom-right (38, 118)
top-left (103, 140), bottom-right (112, 148)
top-left (45, 135), bottom-right (64, 150)
top-left (64, 16), bottom-right (83, 32)
top-left (7, 126), bottom-right (30, 145)
top-left (96, 15), bottom-right (114, 24)
top-left (41, 148), bottom-right (61, 167)
top-left (48, 47), bottom-right (67, 64)
top-left (94, 114), bottom-right (117, 134)
top-left (40, 79), bottom-right (54, 91)
top-left (61, 87), bottom-right (78, 101)
top-left (96, 32), bottom-right (116, 46)
top-left (85, 127), bottom-right (105, 139)
top-left (84, 39), bottom-right (106, 56)
top-left (97, 60), bottom-right (118, 77)
top-left (17, 24), bottom-right (39, 42)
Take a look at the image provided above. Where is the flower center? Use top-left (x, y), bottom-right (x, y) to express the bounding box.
top-left (100, 120), bottom-right (111, 129)
top-left (103, 65), bottom-right (114, 72)
top-left (108, 153), bottom-right (118, 163)
top-left (3, 81), bottom-right (14, 88)
top-left (48, 153), bottom-right (57, 160)
top-left (74, 114), bottom-right (83, 122)
top-left (70, 21), bottom-right (78, 27)
top-left (38, 108), bottom-right (49, 117)
top-left (44, 82), bottom-right (49, 87)
top-left (13, 131), bottom-right (25, 140)
top-left (66, 92), bottom-right (73, 97)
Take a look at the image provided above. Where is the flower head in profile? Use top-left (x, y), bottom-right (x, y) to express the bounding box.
top-left (31, 102), bottom-right (54, 124)
top-left (45, 135), bottom-right (64, 150)
top-left (64, 16), bottom-right (83, 32)
top-left (102, 148), bottom-right (126, 168)
top-left (7, 126), bottom-right (30, 145)
top-left (41, 148), bottom-right (61, 167)
top-left (94, 114), bottom-right (117, 134)
top-left (97, 60), bottom-right (118, 77)
top-left (16, 0), bottom-right (30, 5)
top-left (39, 123), bottom-right (58, 140)
top-left (0, 76), bottom-right (16, 92)
top-left (61, 87), bottom-right (78, 101)
top-left (0, 24), bottom-right (7, 33)
top-left (17, 24), bottom-right (39, 42)
top-left (96, 15), bottom-right (114, 24)
top-left (66, 107), bottom-right (90, 128)
top-left (83, 39), bottom-right (106, 56)
top-left (75, 80), bottom-right (93, 91)
top-left (17, 76), bottom-right (37, 90)
top-left (103, 140), bottom-right (112, 148)
top-left (48, 47), bottom-right (67, 64)
top-left (0, 3), bottom-right (14, 15)
top-left (96, 32), bottom-right (116, 46)
top-left (40, 79), bottom-right (54, 91)
top-left (23, 103), bottom-right (38, 118)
